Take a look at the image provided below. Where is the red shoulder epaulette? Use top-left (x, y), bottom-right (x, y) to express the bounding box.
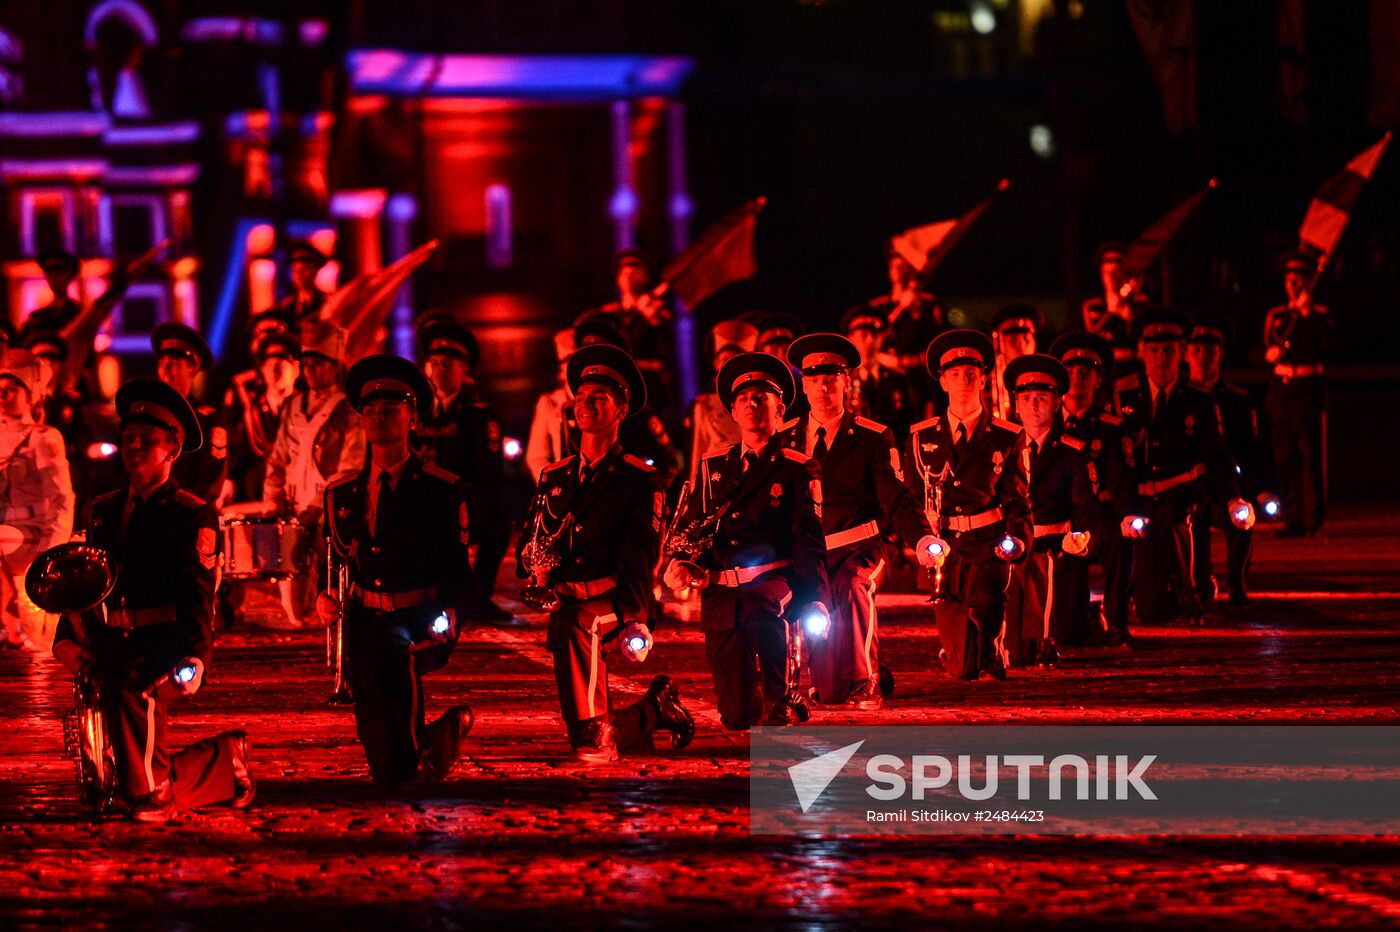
top-left (1060, 435), bottom-right (1086, 451)
top-left (1097, 411), bottom-right (1123, 426)
top-left (424, 463), bottom-right (461, 484)
top-left (703, 444), bottom-right (735, 460)
top-left (541, 456), bottom-right (575, 474)
top-left (854, 416), bottom-right (887, 433)
top-left (781, 447), bottom-right (811, 464)
top-left (622, 453), bottom-right (656, 473)
top-left (992, 417), bottom-right (1021, 432)
top-left (910, 416), bottom-right (940, 432)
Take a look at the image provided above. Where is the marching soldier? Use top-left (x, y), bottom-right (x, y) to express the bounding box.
top-left (278, 241), bottom-right (332, 334)
top-left (21, 250), bottom-right (84, 339)
top-left (316, 355), bottom-right (474, 789)
top-left (263, 322), bottom-right (364, 625)
top-left (776, 334), bottom-right (937, 709)
top-left (1113, 308), bottom-right (1252, 626)
top-left (863, 247), bottom-right (946, 381)
top-left (663, 352), bottom-right (830, 728)
top-left (999, 355), bottom-right (1095, 667)
top-left (904, 330), bottom-right (1031, 681)
top-left (521, 344), bottom-right (694, 762)
top-left (150, 323), bottom-right (227, 505)
top-left (1050, 332), bottom-right (1135, 646)
top-left (51, 378), bottom-right (253, 821)
top-left (1187, 312), bottom-right (1277, 607)
top-left (988, 303), bottom-right (1042, 421)
top-left (23, 331), bottom-right (102, 515)
top-left (415, 318), bottom-right (511, 624)
top-left (841, 306), bottom-right (917, 436)
top-left (577, 250), bottom-right (675, 415)
top-left (1081, 242), bottom-right (1147, 369)
top-left (1263, 249), bottom-right (1331, 537)
top-left (687, 319), bottom-right (758, 479)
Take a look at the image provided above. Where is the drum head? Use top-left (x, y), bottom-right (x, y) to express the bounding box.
top-left (221, 501), bottom-right (279, 519)
top-left (25, 543), bottom-right (118, 614)
top-left (0, 524), bottom-right (23, 557)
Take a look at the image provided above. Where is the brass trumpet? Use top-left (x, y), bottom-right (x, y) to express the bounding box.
top-left (920, 463), bottom-right (951, 603)
top-left (518, 489), bottom-right (573, 612)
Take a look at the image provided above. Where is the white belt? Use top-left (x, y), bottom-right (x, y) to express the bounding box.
top-left (713, 560), bottom-right (790, 588)
top-left (944, 507), bottom-right (1003, 533)
top-left (1273, 363), bottom-right (1324, 379)
top-left (824, 519), bottom-right (880, 551)
top-left (352, 585), bottom-right (440, 611)
top-left (556, 576), bottom-right (617, 599)
top-left (1138, 464), bottom-right (1205, 497)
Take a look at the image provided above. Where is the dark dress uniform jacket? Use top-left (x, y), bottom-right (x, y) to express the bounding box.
top-left (1024, 426), bottom-right (1096, 551)
top-left (903, 410), bottom-right (1031, 557)
top-left (324, 456), bottom-right (473, 622)
top-left (1061, 405), bottom-right (1133, 520)
top-left (54, 479), bottom-right (219, 681)
top-left (1204, 380), bottom-right (1275, 504)
top-left (172, 405), bottom-right (228, 505)
top-left (1113, 376), bottom-right (1239, 520)
top-left (416, 384), bottom-right (504, 496)
top-left (525, 447), bottom-right (663, 628)
top-left (775, 412), bottom-right (929, 549)
top-left (684, 439), bottom-right (829, 630)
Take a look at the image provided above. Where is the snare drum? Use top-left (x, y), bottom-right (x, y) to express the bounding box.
top-left (220, 509), bottom-right (310, 580)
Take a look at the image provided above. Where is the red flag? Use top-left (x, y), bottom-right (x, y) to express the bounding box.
top-left (661, 198), bottom-right (765, 310)
top-left (1120, 178), bottom-right (1216, 285)
top-left (322, 239), bottom-right (439, 362)
top-left (1298, 133), bottom-right (1392, 270)
top-left (1127, 0), bottom-right (1199, 135)
top-left (891, 179), bottom-right (1010, 284)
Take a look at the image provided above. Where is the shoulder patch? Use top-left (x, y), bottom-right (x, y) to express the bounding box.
top-left (424, 463), bottom-right (461, 484)
top-left (173, 489), bottom-right (207, 509)
top-left (781, 447), bottom-right (811, 464)
top-left (992, 417), bottom-right (1021, 433)
top-left (541, 456), bottom-right (576, 475)
top-left (622, 453), bottom-right (656, 473)
top-left (854, 416), bottom-right (887, 433)
top-left (1060, 435), bottom-right (1086, 451)
top-left (1097, 412), bottom-right (1123, 426)
top-left (911, 416), bottom-right (941, 432)
top-left (703, 444), bottom-right (736, 460)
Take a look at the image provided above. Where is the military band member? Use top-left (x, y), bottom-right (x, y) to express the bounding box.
top-left (751, 313), bottom-right (810, 422)
top-left (577, 249), bottom-right (675, 414)
top-left (663, 352), bottom-right (830, 728)
top-left (842, 306), bottom-right (917, 436)
top-left (1187, 312), bottom-right (1276, 607)
top-left (224, 311), bottom-right (298, 502)
top-left (279, 242), bottom-right (332, 335)
top-left (22, 249), bottom-right (85, 339)
top-left (522, 344), bottom-right (694, 762)
top-left (777, 334), bottom-right (937, 709)
top-left (0, 350), bottom-right (74, 650)
top-left (904, 330), bottom-right (1031, 681)
top-left (1081, 241), bottom-right (1147, 368)
top-left (687, 319), bottom-right (758, 480)
top-left (863, 247), bottom-right (945, 383)
top-left (51, 379), bottom-right (253, 821)
top-left (23, 331), bottom-right (101, 516)
top-left (988, 303), bottom-right (1042, 422)
top-left (151, 323), bottom-right (228, 505)
top-left (263, 322), bottom-right (364, 625)
top-left (1050, 332), bottom-right (1135, 646)
top-left (1263, 249), bottom-right (1331, 537)
top-left (999, 355), bottom-right (1095, 667)
top-left (525, 329), bottom-right (578, 483)
top-left (1113, 309), bottom-right (1251, 626)
top-left (415, 319), bottom-right (511, 624)
top-left (316, 356), bottom-right (473, 789)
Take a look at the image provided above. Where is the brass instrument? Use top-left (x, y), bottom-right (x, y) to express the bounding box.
top-left (518, 489), bottom-right (573, 612)
top-left (661, 479), bottom-right (726, 587)
top-left (920, 462), bottom-right (951, 603)
top-left (27, 543), bottom-right (120, 814)
top-left (325, 536), bottom-right (352, 704)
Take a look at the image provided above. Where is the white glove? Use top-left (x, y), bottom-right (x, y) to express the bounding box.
top-left (620, 622), bottom-right (653, 663)
top-left (315, 592), bottom-right (342, 628)
top-left (915, 535), bottom-right (948, 568)
top-left (1062, 530), bottom-right (1092, 556)
top-left (1228, 498), bottom-right (1256, 530)
top-left (1121, 515), bottom-right (1149, 540)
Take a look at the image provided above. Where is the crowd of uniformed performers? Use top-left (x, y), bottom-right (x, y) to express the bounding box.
top-left (0, 233), bottom-right (1330, 820)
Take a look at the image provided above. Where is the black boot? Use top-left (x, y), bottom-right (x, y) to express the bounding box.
top-left (426, 705), bottom-right (474, 779)
top-left (645, 676), bottom-right (695, 750)
top-left (129, 782), bottom-right (175, 823)
top-left (227, 730), bottom-right (256, 810)
top-left (845, 676), bottom-right (883, 711)
top-left (574, 718), bottom-right (619, 764)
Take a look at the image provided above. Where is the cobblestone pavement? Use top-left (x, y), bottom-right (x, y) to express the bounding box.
top-left (2, 506), bottom-right (1398, 929)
